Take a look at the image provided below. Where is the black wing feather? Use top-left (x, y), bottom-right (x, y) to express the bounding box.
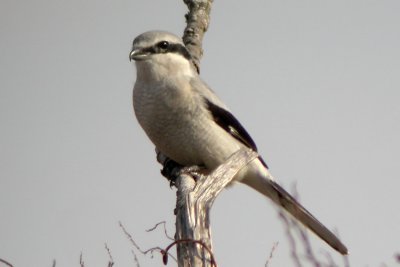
top-left (204, 98), bottom-right (268, 168)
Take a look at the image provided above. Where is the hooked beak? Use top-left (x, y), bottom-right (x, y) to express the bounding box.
top-left (129, 49), bottom-right (149, 61)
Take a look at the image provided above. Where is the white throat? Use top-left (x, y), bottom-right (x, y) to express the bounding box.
top-left (135, 53), bottom-right (196, 84)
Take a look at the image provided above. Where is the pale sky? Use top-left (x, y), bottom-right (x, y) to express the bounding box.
top-left (1, 1), bottom-right (400, 266)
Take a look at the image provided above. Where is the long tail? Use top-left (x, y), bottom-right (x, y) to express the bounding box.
top-left (244, 173), bottom-right (348, 255)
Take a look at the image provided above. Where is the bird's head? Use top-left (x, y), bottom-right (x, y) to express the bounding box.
top-left (129, 31), bottom-right (196, 79)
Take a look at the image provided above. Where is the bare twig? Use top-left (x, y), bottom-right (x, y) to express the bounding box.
top-left (119, 221), bottom-right (142, 252)
top-left (295, 220), bottom-right (321, 267)
top-left (79, 252), bottom-right (85, 267)
top-left (322, 251), bottom-right (339, 267)
top-left (279, 211), bottom-right (302, 267)
top-left (265, 242), bottom-right (279, 267)
top-left (105, 243), bottom-right (114, 267)
top-left (0, 258), bottom-right (13, 267)
top-left (132, 250), bottom-right (141, 267)
top-left (119, 221), bottom-right (177, 263)
top-left (343, 253), bottom-right (351, 267)
top-left (279, 186), bottom-right (350, 267)
top-left (395, 253), bottom-right (400, 263)
top-left (146, 221), bottom-right (174, 240)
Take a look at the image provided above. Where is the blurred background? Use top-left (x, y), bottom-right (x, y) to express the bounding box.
top-left (1, 0), bottom-right (399, 266)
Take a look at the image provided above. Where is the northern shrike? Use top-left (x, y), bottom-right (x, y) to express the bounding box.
top-left (130, 30), bottom-right (348, 255)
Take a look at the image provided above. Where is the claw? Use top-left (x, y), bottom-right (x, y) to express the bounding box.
top-left (160, 158), bottom-right (206, 187)
top-left (177, 165), bottom-right (205, 181)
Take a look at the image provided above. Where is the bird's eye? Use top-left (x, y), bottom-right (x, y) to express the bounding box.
top-left (157, 41), bottom-right (169, 50)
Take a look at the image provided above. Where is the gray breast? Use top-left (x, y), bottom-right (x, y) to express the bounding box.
top-left (133, 79), bottom-right (243, 169)
top-left (133, 80), bottom-right (205, 165)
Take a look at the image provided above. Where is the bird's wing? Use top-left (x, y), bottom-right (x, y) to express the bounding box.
top-left (190, 78), bottom-right (268, 167)
top-left (204, 98), bottom-right (258, 151)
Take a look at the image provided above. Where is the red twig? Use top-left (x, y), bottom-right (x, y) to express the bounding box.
top-left (161, 239), bottom-right (217, 267)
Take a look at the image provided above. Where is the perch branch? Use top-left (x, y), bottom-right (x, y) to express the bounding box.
top-left (182, 0), bottom-right (213, 72)
top-left (160, 148), bottom-right (258, 267)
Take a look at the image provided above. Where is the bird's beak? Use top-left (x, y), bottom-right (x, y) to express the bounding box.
top-left (129, 49), bottom-right (148, 61)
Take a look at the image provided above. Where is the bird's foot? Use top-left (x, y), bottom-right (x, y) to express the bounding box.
top-left (160, 158), bottom-right (183, 187)
top-left (177, 165), bottom-right (206, 182)
top-left (160, 159), bottom-right (205, 187)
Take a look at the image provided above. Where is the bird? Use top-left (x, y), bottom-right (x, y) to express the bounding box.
top-left (129, 30), bottom-right (348, 255)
